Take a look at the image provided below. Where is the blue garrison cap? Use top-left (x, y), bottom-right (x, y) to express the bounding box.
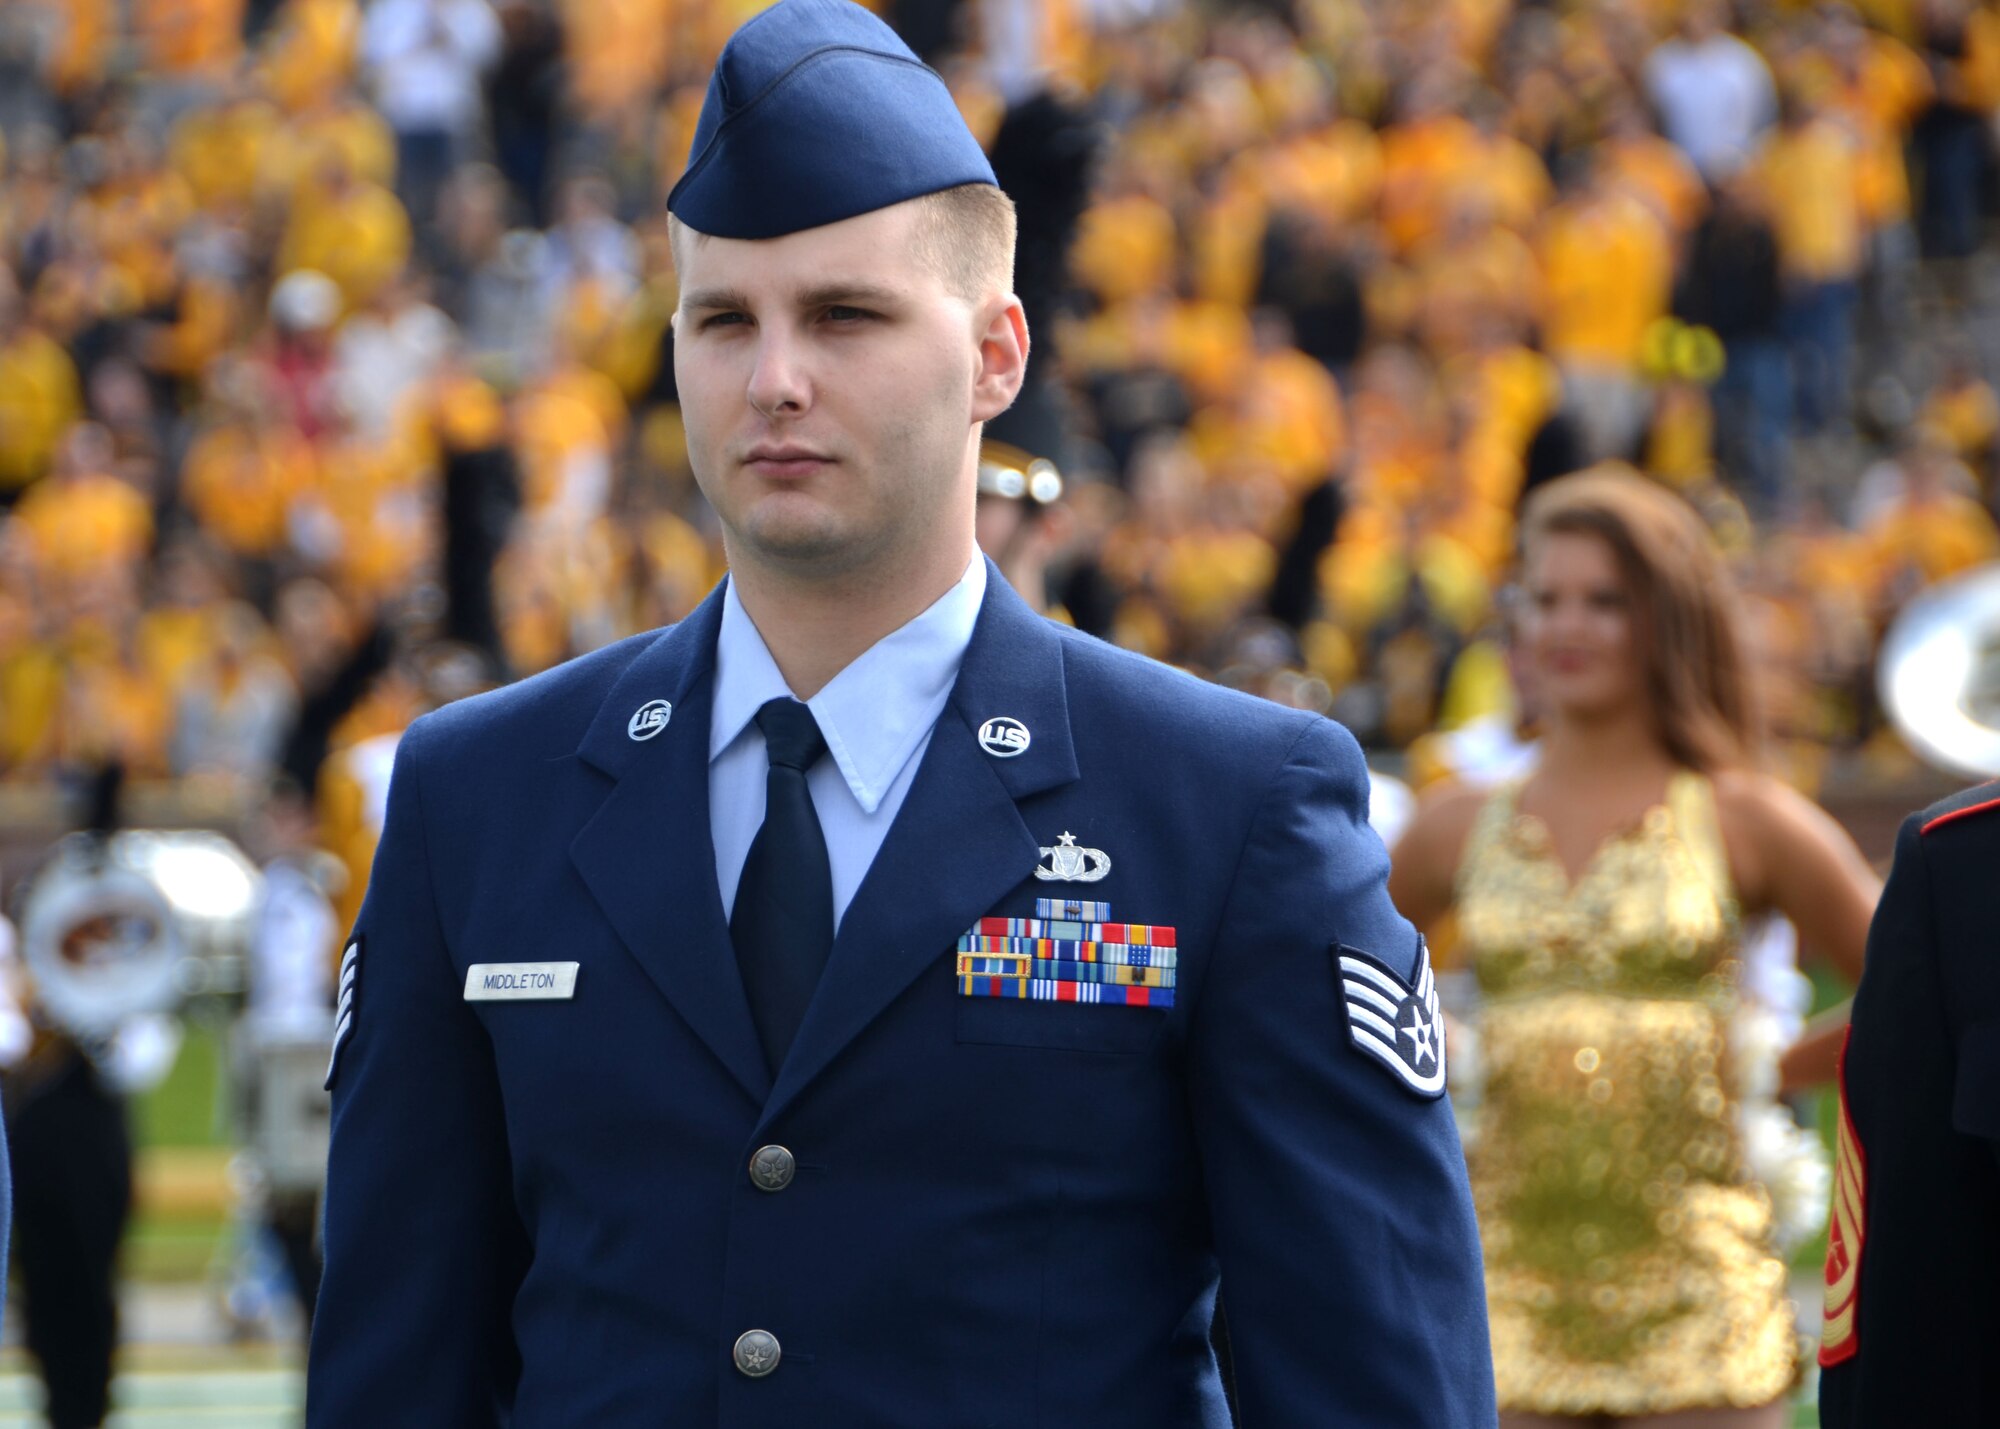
top-left (667, 0), bottom-right (998, 240)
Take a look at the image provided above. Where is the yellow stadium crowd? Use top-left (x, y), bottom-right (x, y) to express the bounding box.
top-left (4, 0), bottom-right (2000, 871)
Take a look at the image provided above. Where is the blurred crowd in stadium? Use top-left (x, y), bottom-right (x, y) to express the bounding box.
top-left (3, 0), bottom-right (2000, 870)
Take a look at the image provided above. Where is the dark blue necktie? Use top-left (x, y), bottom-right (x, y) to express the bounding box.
top-left (731, 697), bottom-right (834, 1074)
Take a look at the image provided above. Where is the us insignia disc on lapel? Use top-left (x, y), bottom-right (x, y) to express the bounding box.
top-left (1334, 939), bottom-right (1445, 1099)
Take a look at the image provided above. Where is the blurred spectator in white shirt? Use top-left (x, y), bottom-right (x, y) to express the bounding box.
top-left (362, 0), bottom-right (503, 234)
top-left (535, 174), bottom-right (640, 310)
top-left (333, 272), bottom-right (458, 437)
top-left (1643, 0), bottom-right (1777, 180)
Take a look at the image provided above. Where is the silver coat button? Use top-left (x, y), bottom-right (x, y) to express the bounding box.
top-left (734, 1329), bottom-right (781, 1378)
top-left (749, 1145), bottom-right (796, 1192)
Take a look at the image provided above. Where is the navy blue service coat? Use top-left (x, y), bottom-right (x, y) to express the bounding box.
top-left (307, 566), bottom-right (1493, 1427)
top-left (1819, 781), bottom-right (2000, 1426)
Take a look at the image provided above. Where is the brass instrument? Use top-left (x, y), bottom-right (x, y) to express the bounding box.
top-left (1877, 563), bottom-right (2000, 779)
top-left (16, 830), bottom-right (259, 1039)
top-left (977, 440), bottom-right (1064, 506)
top-left (19, 844), bottom-right (184, 1041)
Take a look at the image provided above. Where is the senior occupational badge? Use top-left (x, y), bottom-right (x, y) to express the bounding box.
top-left (1034, 832), bottom-right (1111, 883)
top-left (1335, 939), bottom-right (1445, 1099)
top-left (956, 899), bottom-right (1176, 1007)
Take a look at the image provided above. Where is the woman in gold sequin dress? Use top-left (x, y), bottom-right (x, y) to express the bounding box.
top-left (1390, 471), bottom-right (1878, 1427)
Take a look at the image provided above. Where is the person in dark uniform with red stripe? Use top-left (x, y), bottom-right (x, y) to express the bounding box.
top-left (1818, 780), bottom-right (2000, 1424)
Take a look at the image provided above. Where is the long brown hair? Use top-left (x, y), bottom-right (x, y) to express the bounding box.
top-left (1519, 467), bottom-right (1762, 773)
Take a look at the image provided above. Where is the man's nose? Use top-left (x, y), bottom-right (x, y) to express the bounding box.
top-left (747, 330), bottom-right (811, 418)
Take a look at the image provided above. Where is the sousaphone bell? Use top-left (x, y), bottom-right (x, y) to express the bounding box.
top-left (16, 830), bottom-right (260, 1042)
top-left (1878, 562), bottom-right (2000, 779)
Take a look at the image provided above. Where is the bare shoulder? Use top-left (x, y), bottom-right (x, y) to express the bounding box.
top-left (1709, 766), bottom-right (1873, 911)
top-left (1395, 778), bottom-right (1495, 868)
top-left (1710, 767), bottom-right (1795, 831)
top-left (1387, 776), bottom-right (1496, 932)
top-left (1709, 767), bottom-right (1834, 843)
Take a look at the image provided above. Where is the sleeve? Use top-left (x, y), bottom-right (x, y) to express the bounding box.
top-left (0, 1080), bottom-right (10, 1336)
top-left (1187, 718), bottom-right (1495, 1426)
top-left (306, 719), bottom-right (530, 1427)
top-left (1817, 814), bottom-right (1990, 1426)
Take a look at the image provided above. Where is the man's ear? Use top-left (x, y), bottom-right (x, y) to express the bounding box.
top-left (970, 295), bottom-right (1030, 423)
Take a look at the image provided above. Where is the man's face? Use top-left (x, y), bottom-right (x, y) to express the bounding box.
top-left (673, 201), bottom-right (1021, 582)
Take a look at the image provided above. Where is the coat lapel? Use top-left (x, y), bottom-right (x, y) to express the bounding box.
top-left (759, 567), bottom-right (1079, 1128)
top-left (571, 584), bottom-right (772, 1105)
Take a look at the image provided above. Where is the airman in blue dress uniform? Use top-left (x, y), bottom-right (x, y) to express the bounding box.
top-left (305, 2), bottom-right (1494, 1423)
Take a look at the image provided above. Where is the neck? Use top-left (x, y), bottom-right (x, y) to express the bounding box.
top-left (1535, 703), bottom-right (1673, 783)
top-left (728, 531), bottom-right (977, 700)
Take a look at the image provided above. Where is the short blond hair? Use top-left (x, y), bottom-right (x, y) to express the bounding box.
top-left (908, 183), bottom-right (1017, 300)
top-left (668, 183), bottom-right (1016, 302)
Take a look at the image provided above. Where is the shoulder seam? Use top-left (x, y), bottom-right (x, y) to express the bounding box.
top-left (1919, 795), bottom-right (2000, 837)
top-left (1183, 714), bottom-right (1327, 1025)
top-left (397, 720), bottom-right (463, 985)
top-left (1217, 714), bottom-right (1324, 902)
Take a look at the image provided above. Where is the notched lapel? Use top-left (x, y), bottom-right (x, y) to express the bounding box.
top-left (569, 587), bottom-right (771, 1105)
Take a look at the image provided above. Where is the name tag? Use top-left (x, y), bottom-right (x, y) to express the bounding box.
top-left (463, 962), bottom-right (580, 1001)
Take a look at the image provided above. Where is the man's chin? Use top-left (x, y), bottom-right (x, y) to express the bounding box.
top-left (735, 512), bottom-right (868, 571)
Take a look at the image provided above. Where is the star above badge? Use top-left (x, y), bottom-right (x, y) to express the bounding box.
top-left (1035, 831), bottom-right (1110, 883)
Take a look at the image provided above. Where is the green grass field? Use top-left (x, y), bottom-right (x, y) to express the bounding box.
top-left (130, 1017), bottom-right (229, 1151)
top-left (126, 1016), bottom-right (232, 1284)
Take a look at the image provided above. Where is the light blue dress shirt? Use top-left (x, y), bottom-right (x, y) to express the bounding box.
top-left (709, 555), bottom-right (987, 929)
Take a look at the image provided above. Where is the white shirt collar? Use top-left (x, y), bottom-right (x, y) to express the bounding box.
top-left (710, 556), bottom-right (987, 814)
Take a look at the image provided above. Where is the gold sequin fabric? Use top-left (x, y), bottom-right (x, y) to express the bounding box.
top-left (1455, 772), bottom-right (1799, 1415)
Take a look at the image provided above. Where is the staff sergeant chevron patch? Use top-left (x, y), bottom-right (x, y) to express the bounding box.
top-left (325, 935), bottom-right (360, 1090)
top-left (1335, 939), bottom-right (1446, 1099)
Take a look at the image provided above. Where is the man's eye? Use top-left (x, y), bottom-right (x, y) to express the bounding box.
top-left (699, 312), bottom-right (748, 330)
top-left (825, 306), bottom-right (873, 323)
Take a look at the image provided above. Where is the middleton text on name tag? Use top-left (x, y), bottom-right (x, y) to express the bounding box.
top-left (463, 962), bottom-right (581, 1001)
